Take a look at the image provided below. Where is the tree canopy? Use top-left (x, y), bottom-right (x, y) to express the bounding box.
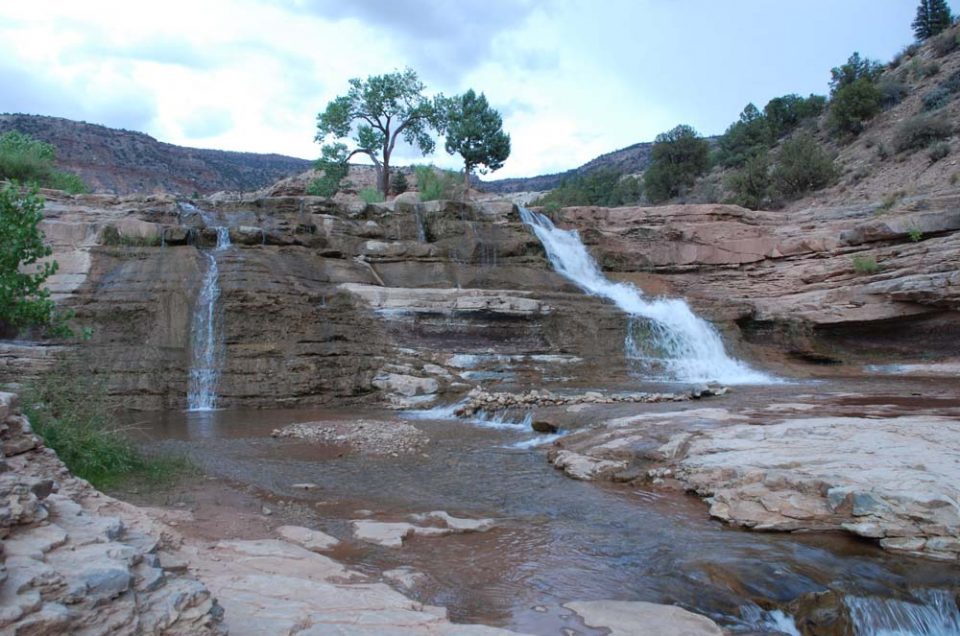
top-left (442, 89), bottom-right (511, 186)
top-left (913, 0), bottom-right (954, 40)
top-left (0, 184), bottom-right (62, 336)
top-left (643, 125), bottom-right (711, 203)
top-left (314, 68), bottom-right (441, 195)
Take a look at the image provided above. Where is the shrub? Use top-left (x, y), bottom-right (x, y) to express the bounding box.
top-left (0, 131), bottom-right (87, 193)
top-left (829, 78), bottom-right (883, 136)
top-left (308, 142), bottom-right (349, 198)
top-left (890, 43), bottom-right (921, 68)
top-left (876, 142), bottom-right (892, 161)
top-left (892, 115), bottom-right (953, 153)
top-left (536, 169), bottom-right (643, 208)
top-left (930, 29), bottom-right (959, 56)
top-left (643, 124), bottom-right (711, 203)
top-left (23, 364), bottom-right (187, 488)
top-left (772, 134), bottom-right (837, 198)
top-left (358, 187), bottom-right (384, 203)
top-left (413, 165), bottom-right (460, 201)
top-left (726, 151), bottom-right (772, 210)
top-left (764, 94), bottom-right (826, 139)
top-left (928, 141), bottom-right (951, 162)
top-left (877, 77), bottom-right (909, 108)
top-left (851, 255), bottom-right (880, 274)
top-left (942, 69), bottom-right (960, 93)
top-left (908, 226), bottom-right (924, 242)
top-left (391, 171), bottom-right (409, 194)
top-left (922, 85), bottom-right (952, 111)
top-left (910, 59), bottom-right (941, 79)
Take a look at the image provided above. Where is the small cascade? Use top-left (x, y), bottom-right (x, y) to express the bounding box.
top-left (845, 589), bottom-right (960, 636)
top-left (187, 227), bottom-right (231, 411)
top-left (519, 206), bottom-right (770, 384)
top-left (413, 208), bottom-right (427, 242)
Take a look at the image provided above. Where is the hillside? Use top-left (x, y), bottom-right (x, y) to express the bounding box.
top-left (479, 140), bottom-right (656, 194)
top-left (0, 114), bottom-right (312, 195)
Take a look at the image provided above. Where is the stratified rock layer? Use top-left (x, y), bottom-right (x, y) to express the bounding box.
top-left (0, 391), bottom-right (225, 633)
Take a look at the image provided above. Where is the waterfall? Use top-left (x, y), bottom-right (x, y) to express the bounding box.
top-left (845, 590), bottom-right (960, 636)
top-left (187, 227), bottom-right (231, 411)
top-left (519, 206), bottom-right (771, 384)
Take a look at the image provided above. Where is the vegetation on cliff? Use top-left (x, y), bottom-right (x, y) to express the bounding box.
top-left (441, 89), bottom-right (511, 187)
top-left (0, 130), bottom-right (87, 194)
top-left (0, 184), bottom-right (69, 337)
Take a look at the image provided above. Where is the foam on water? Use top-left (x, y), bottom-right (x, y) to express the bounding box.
top-left (519, 206), bottom-right (773, 385)
top-left (845, 589), bottom-right (960, 636)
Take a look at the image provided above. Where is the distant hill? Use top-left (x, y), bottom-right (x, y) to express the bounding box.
top-left (478, 141), bottom-right (657, 194)
top-left (0, 114), bottom-right (312, 195)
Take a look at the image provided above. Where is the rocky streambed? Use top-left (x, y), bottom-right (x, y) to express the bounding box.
top-left (115, 375), bottom-right (960, 635)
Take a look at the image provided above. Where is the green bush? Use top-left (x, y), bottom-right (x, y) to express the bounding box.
top-left (413, 165), bottom-right (460, 201)
top-left (358, 186), bottom-right (384, 203)
top-left (930, 29), bottom-right (959, 56)
top-left (716, 103), bottom-right (772, 168)
top-left (0, 184), bottom-right (74, 337)
top-left (851, 255), bottom-right (880, 274)
top-left (910, 59), bottom-right (941, 79)
top-left (829, 78), bottom-right (883, 136)
top-left (941, 69), bottom-right (960, 93)
top-left (0, 131), bottom-right (87, 193)
top-left (534, 169), bottom-right (643, 208)
top-left (829, 53), bottom-right (883, 95)
top-left (908, 226), bottom-right (924, 242)
top-left (877, 77), bottom-right (909, 108)
top-left (922, 86), bottom-right (952, 111)
top-left (643, 124), bottom-right (711, 203)
top-left (892, 115), bottom-right (953, 153)
top-left (764, 94), bottom-right (826, 138)
top-left (928, 141), bottom-right (951, 162)
top-left (391, 171), bottom-right (409, 194)
top-left (23, 365), bottom-right (186, 489)
top-left (771, 134), bottom-right (837, 198)
top-left (725, 151), bottom-right (773, 210)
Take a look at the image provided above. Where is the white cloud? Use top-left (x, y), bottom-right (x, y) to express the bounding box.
top-left (0, 0), bottom-right (926, 179)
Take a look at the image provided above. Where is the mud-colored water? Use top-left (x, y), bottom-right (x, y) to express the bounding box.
top-left (129, 377), bottom-right (960, 635)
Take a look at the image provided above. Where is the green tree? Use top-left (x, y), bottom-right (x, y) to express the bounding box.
top-left (726, 151), bottom-right (772, 210)
top-left (315, 68), bottom-right (441, 196)
top-left (771, 134), bottom-right (836, 198)
top-left (306, 142), bottom-right (349, 197)
top-left (391, 170), bottom-right (409, 194)
top-left (829, 52), bottom-right (883, 96)
top-left (442, 89), bottom-right (511, 188)
top-left (0, 184), bottom-right (61, 335)
top-left (534, 169), bottom-right (643, 208)
top-left (829, 78), bottom-right (883, 136)
top-left (716, 103), bottom-right (772, 168)
top-left (643, 125), bottom-right (711, 203)
top-left (913, 0), bottom-right (954, 39)
top-left (763, 94), bottom-right (827, 138)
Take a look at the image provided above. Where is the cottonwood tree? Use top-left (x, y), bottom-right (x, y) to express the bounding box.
top-left (0, 184), bottom-right (61, 336)
top-left (442, 89), bottom-right (511, 188)
top-left (314, 69), bottom-right (441, 196)
top-left (913, 0), bottom-right (954, 40)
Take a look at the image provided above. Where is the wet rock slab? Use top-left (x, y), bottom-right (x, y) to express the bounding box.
top-left (664, 414), bottom-right (960, 560)
top-left (271, 418), bottom-right (428, 455)
top-left (352, 512), bottom-right (496, 548)
top-left (565, 600), bottom-right (723, 636)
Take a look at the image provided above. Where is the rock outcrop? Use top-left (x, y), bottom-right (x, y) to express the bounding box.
top-left (0, 391), bottom-right (225, 633)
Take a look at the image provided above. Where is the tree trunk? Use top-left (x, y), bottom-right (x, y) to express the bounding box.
top-left (381, 144), bottom-right (391, 196)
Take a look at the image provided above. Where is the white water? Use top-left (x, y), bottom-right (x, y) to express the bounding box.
top-left (846, 590), bottom-right (960, 636)
top-left (518, 207), bottom-right (771, 384)
top-left (187, 227), bottom-right (231, 411)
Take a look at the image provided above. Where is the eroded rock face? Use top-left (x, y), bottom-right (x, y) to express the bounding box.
top-left (0, 391), bottom-right (224, 634)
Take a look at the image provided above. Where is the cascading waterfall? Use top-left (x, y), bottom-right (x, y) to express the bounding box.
top-left (519, 206), bottom-right (771, 384)
top-left (845, 590), bottom-right (960, 636)
top-left (187, 227), bottom-right (231, 411)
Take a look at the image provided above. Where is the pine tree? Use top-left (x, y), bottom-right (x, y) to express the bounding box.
top-left (913, 0), bottom-right (954, 40)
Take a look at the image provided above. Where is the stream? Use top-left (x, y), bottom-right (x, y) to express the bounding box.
top-left (130, 378), bottom-right (960, 636)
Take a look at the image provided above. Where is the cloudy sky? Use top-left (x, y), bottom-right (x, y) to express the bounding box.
top-left (0, 1), bottom-right (941, 178)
